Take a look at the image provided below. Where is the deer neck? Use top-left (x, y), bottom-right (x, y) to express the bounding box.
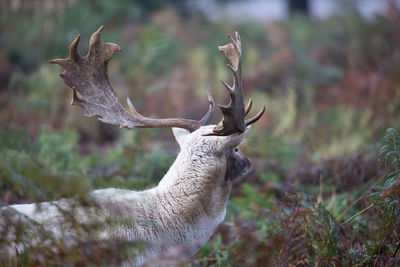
top-left (155, 147), bottom-right (231, 217)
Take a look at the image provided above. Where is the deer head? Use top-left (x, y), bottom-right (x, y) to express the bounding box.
top-left (49, 25), bottom-right (264, 191)
top-left (49, 25), bottom-right (264, 187)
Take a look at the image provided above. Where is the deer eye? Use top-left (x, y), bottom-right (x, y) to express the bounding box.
top-left (234, 147), bottom-right (239, 153)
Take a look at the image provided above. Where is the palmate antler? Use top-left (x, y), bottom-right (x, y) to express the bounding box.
top-left (209, 32), bottom-right (265, 136)
top-left (50, 27), bottom-right (264, 135)
top-left (49, 26), bottom-right (214, 132)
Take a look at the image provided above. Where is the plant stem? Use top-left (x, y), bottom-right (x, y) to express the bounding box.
top-left (342, 204), bottom-right (375, 225)
top-left (392, 242), bottom-right (400, 258)
top-left (337, 174), bottom-right (385, 221)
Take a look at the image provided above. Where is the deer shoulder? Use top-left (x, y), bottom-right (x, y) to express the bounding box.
top-left (2, 27), bottom-right (264, 265)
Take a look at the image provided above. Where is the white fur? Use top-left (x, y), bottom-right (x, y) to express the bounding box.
top-left (2, 125), bottom-right (248, 265)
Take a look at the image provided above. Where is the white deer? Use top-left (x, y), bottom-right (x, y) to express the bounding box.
top-left (0, 27), bottom-right (264, 266)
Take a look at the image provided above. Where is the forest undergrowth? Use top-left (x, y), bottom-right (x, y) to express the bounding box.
top-left (1, 1), bottom-right (400, 266)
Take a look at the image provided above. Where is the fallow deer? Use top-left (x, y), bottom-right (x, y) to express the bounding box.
top-left (1, 26), bottom-right (264, 265)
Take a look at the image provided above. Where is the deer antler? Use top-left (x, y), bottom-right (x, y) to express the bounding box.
top-left (49, 26), bottom-right (215, 132)
top-left (209, 32), bottom-right (265, 136)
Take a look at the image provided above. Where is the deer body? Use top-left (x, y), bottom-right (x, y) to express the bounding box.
top-left (6, 126), bottom-right (250, 265)
top-left (1, 27), bottom-right (264, 265)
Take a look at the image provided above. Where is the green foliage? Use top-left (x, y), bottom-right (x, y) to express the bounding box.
top-left (0, 125), bottom-right (174, 204)
top-left (379, 128), bottom-right (400, 166)
top-left (0, 126), bottom-right (90, 202)
top-left (137, 25), bottom-right (183, 75)
top-left (137, 144), bottom-right (174, 183)
top-left (9, 65), bottom-right (61, 114)
top-left (260, 134), bottom-right (302, 168)
top-left (305, 203), bottom-right (339, 260)
top-left (1, 0), bottom-right (190, 72)
top-left (38, 128), bottom-right (80, 171)
top-left (196, 234), bottom-right (230, 266)
top-left (198, 127), bottom-right (400, 266)
top-left (232, 183), bottom-right (273, 217)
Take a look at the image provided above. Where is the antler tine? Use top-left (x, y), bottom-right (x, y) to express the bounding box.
top-left (50, 26), bottom-right (214, 132)
top-left (244, 99), bottom-right (252, 116)
top-left (207, 31), bottom-right (264, 136)
top-left (245, 106), bottom-right (265, 126)
top-left (199, 92), bottom-right (216, 125)
top-left (69, 34), bottom-right (81, 61)
top-left (228, 32), bottom-right (242, 58)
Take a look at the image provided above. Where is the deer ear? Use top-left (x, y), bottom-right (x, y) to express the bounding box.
top-left (172, 127), bottom-right (190, 148)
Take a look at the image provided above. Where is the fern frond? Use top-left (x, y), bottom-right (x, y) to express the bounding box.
top-left (379, 128), bottom-right (400, 167)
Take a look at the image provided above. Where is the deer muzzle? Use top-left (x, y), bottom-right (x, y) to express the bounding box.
top-left (224, 154), bottom-right (252, 182)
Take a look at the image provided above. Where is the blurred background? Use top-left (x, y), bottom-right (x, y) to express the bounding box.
top-left (1, 0), bottom-right (400, 265)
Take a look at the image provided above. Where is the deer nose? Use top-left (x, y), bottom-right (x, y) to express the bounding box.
top-left (246, 156), bottom-right (253, 169)
top-left (241, 156), bottom-right (253, 176)
top-left (245, 156), bottom-right (251, 164)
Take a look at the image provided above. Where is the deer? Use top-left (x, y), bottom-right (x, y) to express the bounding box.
top-left (0, 26), bottom-right (264, 265)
